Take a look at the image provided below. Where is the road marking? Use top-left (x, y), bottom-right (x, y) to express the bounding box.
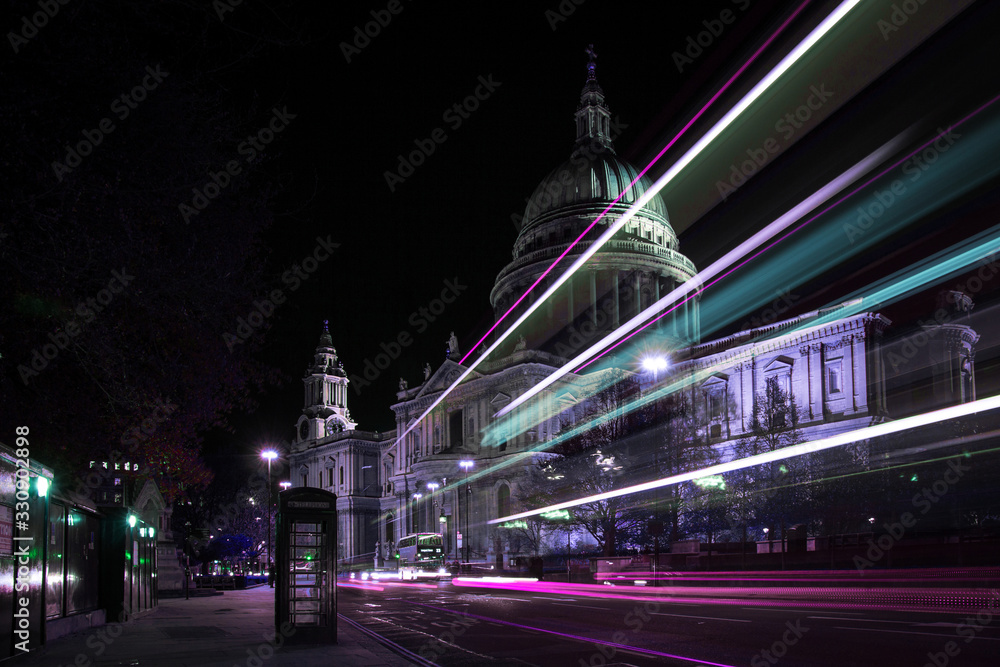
top-left (745, 607), bottom-right (863, 614)
top-left (834, 626), bottom-right (1000, 641)
top-left (651, 612), bottom-right (750, 623)
top-left (809, 617), bottom-right (910, 624)
top-left (551, 603), bottom-right (612, 611)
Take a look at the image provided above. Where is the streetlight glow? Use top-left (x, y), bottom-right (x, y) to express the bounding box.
top-left (641, 356), bottom-right (668, 373)
top-left (260, 448), bottom-right (280, 584)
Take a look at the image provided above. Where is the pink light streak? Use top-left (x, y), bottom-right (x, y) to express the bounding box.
top-left (489, 393), bottom-right (1000, 524)
top-left (460, 0), bottom-right (813, 367)
top-left (404, 596), bottom-right (739, 666)
top-left (574, 92), bottom-right (1000, 373)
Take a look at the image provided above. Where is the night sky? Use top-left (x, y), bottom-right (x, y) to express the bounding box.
top-left (4, 0), bottom-right (1000, 490)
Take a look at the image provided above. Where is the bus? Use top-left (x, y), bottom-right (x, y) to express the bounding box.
top-left (395, 533), bottom-right (448, 580)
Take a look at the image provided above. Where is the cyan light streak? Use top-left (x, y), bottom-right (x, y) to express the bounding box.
top-left (470, 226), bottom-right (1000, 501)
top-left (489, 394), bottom-right (1000, 525)
top-left (387, 0), bottom-right (844, 458)
top-left (494, 137), bottom-right (903, 420)
top-left (459, 0), bottom-right (819, 367)
top-left (494, 91), bottom-right (1000, 427)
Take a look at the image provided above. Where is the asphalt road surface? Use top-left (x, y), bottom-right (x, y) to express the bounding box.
top-left (337, 579), bottom-right (1000, 666)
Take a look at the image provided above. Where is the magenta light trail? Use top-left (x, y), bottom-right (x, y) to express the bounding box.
top-left (460, 0), bottom-right (817, 368)
top-left (573, 95), bottom-right (1000, 374)
top-left (403, 598), bottom-right (739, 667)
top-left (388, 0), bottom-right (858, 493)
top-left (499, 90), bottom-right (1000, 421)
top-left (493, 138), bottom-right (901, 419)
top-left (489, 393), bottom-right (1000, 525)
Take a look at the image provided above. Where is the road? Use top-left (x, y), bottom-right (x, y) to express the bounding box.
top-left (337, 578), bottom-right (1000, 666)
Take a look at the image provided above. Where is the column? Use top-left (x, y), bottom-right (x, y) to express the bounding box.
top-left (613, 272), bottom-right (620, 328)
top-left (590, 271), bottom-right (597, 326)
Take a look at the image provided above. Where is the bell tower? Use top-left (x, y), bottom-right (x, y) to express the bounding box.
top-left (296, 320), bottom-right (357, 443)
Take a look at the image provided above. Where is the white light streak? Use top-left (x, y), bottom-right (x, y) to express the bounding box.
top-left (489, 394), bottom-right (1000, 524)
top-left (495, 137), bottom-right (898, 419)
top-left (388, 0), bottom-right (860, 474)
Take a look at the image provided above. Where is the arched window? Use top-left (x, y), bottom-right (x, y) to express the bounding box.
top-left (339, 466), bottom-right (344, 485)
top-left (497, 484), bottom-right (510, 519)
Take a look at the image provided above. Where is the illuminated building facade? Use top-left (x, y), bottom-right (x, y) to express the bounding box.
top-left (289, 58), bottom-right (979, 566)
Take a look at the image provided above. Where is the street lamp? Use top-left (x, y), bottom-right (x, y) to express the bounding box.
top-left (280, 481), bottom-right (292, 491)
top-left (261, 449), bottom-right (278, 585)
top-left (459, 460), bottom-right (474, 562)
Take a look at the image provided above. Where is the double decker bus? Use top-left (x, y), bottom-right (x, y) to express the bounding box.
top-left (396, 533), bottom-right (448, 580)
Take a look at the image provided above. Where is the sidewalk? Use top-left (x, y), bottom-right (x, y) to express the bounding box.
top-left (17, 586), bottom-right (418, 667)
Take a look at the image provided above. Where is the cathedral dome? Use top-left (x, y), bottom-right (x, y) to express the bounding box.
top-left (521, 151), bottom-right (669, 230)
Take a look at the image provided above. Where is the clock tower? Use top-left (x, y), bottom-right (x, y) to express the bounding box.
top-left (296, 320), bottom-right (357, 443)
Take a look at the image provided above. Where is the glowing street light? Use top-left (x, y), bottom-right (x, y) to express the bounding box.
top-left (459, 461), bottom-right (474, 562)
top-left (261, 449), bottom-right (279, 581)
top-left (279, 481), bottom-right (292, 491)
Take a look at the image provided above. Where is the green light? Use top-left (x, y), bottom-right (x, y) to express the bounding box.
top-left (502, 520), bottom-right (528, 529)
top-left (541, 509), bottom-right (571, 521)
top-left (128, 515), bottom-right (137, 528)
top-left (150, 527), bottom-right (155, 538)
top-left (36, 477), bottom-right (49, 497)
top-left (911, 474), bottom-right (918, 482)
top-left (694, 475), bottom-right (726, 490)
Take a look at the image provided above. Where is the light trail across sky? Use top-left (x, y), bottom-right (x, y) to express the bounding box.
top-left (386, 0), bottom-right (855, 462)
top-left (493, 137), bottom-right (904, 419)
top-left (459, 0), bottom-right (821, 366)
top-left (496, 90), bottom-right (1000, 421)
top-left (459, 222), bottom-right (1000, 504)
top-left (488, 393), bottom-right (1000, 525)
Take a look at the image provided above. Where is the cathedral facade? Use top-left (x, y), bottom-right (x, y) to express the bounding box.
top-left (288, 57), bottom-right (978, 567)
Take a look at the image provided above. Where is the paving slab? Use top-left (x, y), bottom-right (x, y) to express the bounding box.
top-left (16, 585), bottom-right (418, 667)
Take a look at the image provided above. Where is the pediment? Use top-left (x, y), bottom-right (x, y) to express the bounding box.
top-left (701, 372), bottom-right (729, 388)
top-left (763, 356), bottom-right (794, 372)
top-left (413, 359), bottom-right (482, 399)
top-left (490, 392), bottom-right (512, 406)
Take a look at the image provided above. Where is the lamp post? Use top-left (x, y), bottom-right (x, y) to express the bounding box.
top-left (427, 481), bottom-right (440, 550)
top-left (261, 450), bottom-right (278, 587)
top-left (459, 461), bottom-right (474, 562)
top-left (280, 481), bottom-right (292, 491)
top-left (641, 355), bottom-right (667, 581)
